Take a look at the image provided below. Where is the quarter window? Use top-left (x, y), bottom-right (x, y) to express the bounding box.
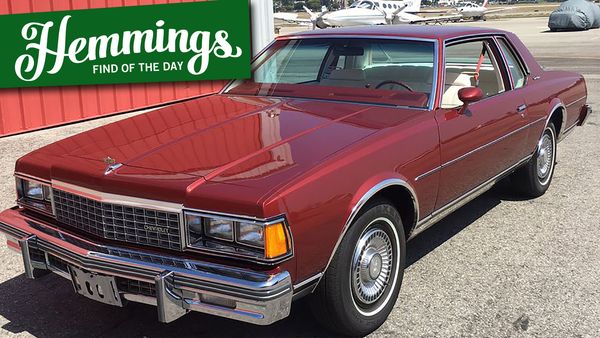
top-left (497, 38), bottom-right (526, 89)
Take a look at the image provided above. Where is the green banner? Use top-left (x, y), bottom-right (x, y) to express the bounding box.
top-left (0, 1), bottom-right (251, 88)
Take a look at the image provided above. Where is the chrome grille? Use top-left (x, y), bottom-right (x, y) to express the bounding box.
top-left (53, 189), bottom-right (182, 250)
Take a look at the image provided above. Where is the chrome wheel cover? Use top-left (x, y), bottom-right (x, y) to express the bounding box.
top-left (351, 226), bottom-right (394, 305)
top-left (536, 130), bottom-right (555, 185)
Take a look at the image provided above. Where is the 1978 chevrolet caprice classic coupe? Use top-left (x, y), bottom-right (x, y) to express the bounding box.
top-left (0, 26), bottom-right (591, 336)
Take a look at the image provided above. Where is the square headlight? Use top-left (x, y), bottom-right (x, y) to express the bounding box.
top-left (23, 180), bottom-right (44, 200)
top-left (16, 177), bottom-right (53, 215)
top-left (205, 218), bottom-right (234, 241)
top-left (236, 222), bottom-right (264, 248)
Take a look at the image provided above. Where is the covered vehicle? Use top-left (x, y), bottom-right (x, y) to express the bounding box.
top-left (548, 0), bottom-right (600, 31)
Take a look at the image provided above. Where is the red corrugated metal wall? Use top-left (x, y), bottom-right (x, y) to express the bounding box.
top-left (0, 0), bottom-right (226, 137)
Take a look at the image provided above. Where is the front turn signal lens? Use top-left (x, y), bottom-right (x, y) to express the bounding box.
top-left (264, 222), bottom-right (290, 259)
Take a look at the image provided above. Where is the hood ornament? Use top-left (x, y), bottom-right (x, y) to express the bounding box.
top-left (103, 156), bottom-right (122, 175)
top-left (103, 156), bottom-right (116, 165)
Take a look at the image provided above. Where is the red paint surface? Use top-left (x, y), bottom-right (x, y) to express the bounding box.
top-left (0, 0), bottom-right (224, 137)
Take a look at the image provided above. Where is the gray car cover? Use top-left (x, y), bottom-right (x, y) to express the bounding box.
top-left (548, 0), bottom-right (600, 31)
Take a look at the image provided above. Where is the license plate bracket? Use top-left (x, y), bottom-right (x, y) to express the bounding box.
top-left (69, 266), bottom-right (123, 307)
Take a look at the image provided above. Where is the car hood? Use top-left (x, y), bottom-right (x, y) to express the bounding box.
top-left (17, 94), bottom-right (398, 209)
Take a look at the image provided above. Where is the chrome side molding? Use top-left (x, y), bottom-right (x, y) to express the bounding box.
top-left (410, 153), bottom-right (533, 238)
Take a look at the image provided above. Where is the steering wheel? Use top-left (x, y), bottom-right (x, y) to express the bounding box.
top-left (374, 80), bottom-right (413, 92)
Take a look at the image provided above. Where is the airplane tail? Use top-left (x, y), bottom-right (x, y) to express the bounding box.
top-left (482, 0), bottom-right (489, 8)
top-left (406, 0), bottom-right (422, 13)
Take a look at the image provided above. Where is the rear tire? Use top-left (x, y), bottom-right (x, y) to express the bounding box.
top-left (512, 124), bottom-right (557, 197)
top-left (309, 199), bottom-right (406, 337)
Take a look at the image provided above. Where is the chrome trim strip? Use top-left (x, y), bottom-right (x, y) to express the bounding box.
top-left (293, 273), bottom-right (323, 291)
top-left (318, 178), bottom-right (419, 285)
top-left (444, 117), bottom-right (544, 168)
top-left (183, 208), bottom-right (281, 223)
top-left (415, 166), bottom-right (442, 181)
top-left (545, 101), bottom-right (567, 140)
top-left (566, 96), bottom-right (586, 108)
top-left (416, 117), bottom-right (545, 181)
top-left (51, 180), bottom-right (183, 213)
top-left (410, 153), bottom-right (534, 239)
top-left (278, 34), bottom-right (438, 44)
top-left (14, 173), bottom-right (51, 185)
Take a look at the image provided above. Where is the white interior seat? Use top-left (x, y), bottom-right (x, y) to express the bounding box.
top-left (441, 72), bottom-right (473, 108)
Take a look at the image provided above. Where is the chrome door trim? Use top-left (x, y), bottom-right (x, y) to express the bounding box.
top-left (410, 153), bottom-right (533, 239)
top-left (415, 116), bottom-right (546, 181)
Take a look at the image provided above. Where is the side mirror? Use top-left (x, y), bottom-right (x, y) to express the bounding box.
top-left (458, 87), bottom-right (484, 104)
top-left (457, 87), bottom-right (483, 115)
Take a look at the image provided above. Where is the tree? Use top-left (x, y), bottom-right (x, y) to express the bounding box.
top-left (306, 0), bottom-right (322, 10)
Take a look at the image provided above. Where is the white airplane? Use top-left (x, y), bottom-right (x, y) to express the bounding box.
top-left (276, 0), bottom-right (462, 30)
top-left (453, 0), bottom-right (514, 21)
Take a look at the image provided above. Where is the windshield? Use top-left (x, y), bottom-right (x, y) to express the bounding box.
top-left (225, 38), bottom-right (436, 108)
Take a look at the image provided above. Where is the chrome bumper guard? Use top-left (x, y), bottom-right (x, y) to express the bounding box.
top-left (0, 208), bottom-right (292, 325)
top-left (578, 104), bottom-right (592, 126)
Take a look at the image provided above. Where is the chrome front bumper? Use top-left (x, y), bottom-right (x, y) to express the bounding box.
top-left (0, 208), bottom-right (292, 325)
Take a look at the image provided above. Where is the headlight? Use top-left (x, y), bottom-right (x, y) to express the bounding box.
top-left (184, 211), bottom-right (292, 262)
top-left (205, 219), bottom-right (234, 241)
top-left (16, 177), bottom-right (53, 214)
top-left (237, 222), bottom-right (263, 248)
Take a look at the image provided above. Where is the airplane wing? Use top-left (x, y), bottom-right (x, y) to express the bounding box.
top-left (273, 13), bottom-right (313, 25)
top-left (408, 13), bottom-right (463, 24)
top-left (484, 7), bottom-right (515, 14)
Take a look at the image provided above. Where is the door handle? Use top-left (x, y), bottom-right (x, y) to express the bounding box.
top-left (517, 104), bottom-right (527, 113)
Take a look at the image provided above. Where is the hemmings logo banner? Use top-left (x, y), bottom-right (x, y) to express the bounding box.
top-left (0, 1), bottom-right (251, 88)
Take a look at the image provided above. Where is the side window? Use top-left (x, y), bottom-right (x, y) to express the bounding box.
top-left (441, 39), bottom-right (505, 108)
top-left (497, 38), bottom-right (526, 89)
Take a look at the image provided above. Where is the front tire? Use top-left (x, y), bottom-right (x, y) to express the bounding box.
top-left (309, 200), bottom-right (406, 337)
top-left (512, 124), bottom-right (557, 197)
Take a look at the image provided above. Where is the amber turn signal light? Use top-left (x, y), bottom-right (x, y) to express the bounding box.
top-left (264, 222), bottom-right (290, 259)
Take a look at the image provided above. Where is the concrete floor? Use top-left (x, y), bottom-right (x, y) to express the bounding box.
top-left (0, 16), bottom-right (598, 338)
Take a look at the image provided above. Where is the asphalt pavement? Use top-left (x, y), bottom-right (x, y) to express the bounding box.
top-left (0, 17), bottom-right (598, 338)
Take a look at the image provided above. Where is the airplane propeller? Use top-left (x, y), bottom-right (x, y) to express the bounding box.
top-left (303, 5), bottom-right (329, 30)
top-left (376, 4), bottom-right (408, 25)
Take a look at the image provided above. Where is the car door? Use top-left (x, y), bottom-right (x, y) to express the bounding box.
top-left (434, 37), bottom-right (530, 209)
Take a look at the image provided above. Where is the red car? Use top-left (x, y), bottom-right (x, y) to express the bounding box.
top-left (0, 26), bottom-right (591, 336)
